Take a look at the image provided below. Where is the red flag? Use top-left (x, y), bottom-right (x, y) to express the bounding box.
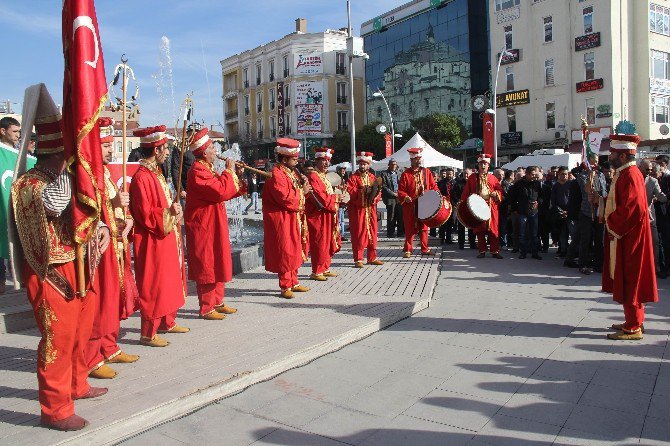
top-left (62, 0), bottom-right (108, 244)
top-left (483, 112), bottom-right (495, 159)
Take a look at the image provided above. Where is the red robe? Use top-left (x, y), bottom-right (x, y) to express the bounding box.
top-left (397, 167), bottom-right (439, 234)
top-left (602, 162), bottom-right (658, 305)
top-left (347, 170), bottom-right (381, 261)
top-left (306, 171), bottom-right (340, 273)
top-left (185, 160), bottom-right (244, 284)
top-left (263, 165), bottom-right (306, 274)
top-left (129, 162), bottom-right (186, 320)
top-left (460, 173), bottom-right (502, 236)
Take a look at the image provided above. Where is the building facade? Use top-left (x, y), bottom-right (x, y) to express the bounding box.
top-left (220, 19), bottom-right (365, 157)
top-left (489, 0), bottom-right (670, 162)
top-left (361, 0), bottom-right (490, 140)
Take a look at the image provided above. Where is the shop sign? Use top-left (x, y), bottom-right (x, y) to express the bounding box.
top-left (497, 49), bottom-right (520, 65)
top-left (575, 32), bottom-right (601, 51)
top-left (650, 77), bottom-right (670, 95)
top-left (576, 78), bottom-right (604, 93)
top-left (496, 89), bottom-right (530, 107)
top-left (596, 104), bottom-right (612, 119)
top-left (501, 132), bottom-right (523, 146)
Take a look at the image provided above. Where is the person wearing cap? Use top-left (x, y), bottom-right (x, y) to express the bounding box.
top-left (130, 125), bottom-right (188, 347)
top-left (347, 152), bottom-right (384, 268)
top-left (10, 86), bottom-right (108, 431)
top-left (604, 125), bottom-right (658, 340)
top-left (263, 138), bottom-right (312, 299)
top-left (85, 118), bottom-right (140, 380)
top-left (460, 154), bottom-right (503, 258)
top-left (185, 127), bottom-right (246, 319)
top-left (306, 148), bottom-right (341, 281)
top-left (397, 147), bottom-right (439, 257)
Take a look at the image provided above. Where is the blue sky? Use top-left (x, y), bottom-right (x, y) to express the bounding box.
top-left (1, 0), bottom-right (401, 129)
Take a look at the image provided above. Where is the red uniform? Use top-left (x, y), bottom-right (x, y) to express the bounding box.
top-left (11, 169), bottom-right (96, 423)
top-left (263, 165), bottom-right (307, 290)
top-left (397, 167), bottom-right (438, 254)
top-left (347, 171), bottom-right (381, 263)
top-left (184, 160), bottom-right (244, 315)
top-left (603, 161), bottom-right (658, 330)
top-left (461, 172), bottom-right (503, 254)
top-left (129, 160), bottom-right (186, 338)
top-left (85, 166), bottom-right (139, 369)
top-left (306, 171), bottom-right (341, 274)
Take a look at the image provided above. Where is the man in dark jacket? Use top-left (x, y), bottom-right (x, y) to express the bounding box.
top-left (452, 168), bottom-right (476, 249)
top-left (437, 168), bottom-right (456, 244)
top-left (379, 158), bottom-right (404, 238)
top-left (508, 166), bottom-right (543, 259)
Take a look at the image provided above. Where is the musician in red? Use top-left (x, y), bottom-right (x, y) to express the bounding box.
top-left (306, 148), bottom-right (341, 281)
top-left (185, 128), bottom-right (245, 319)
top-left (11, 92), bottom-right (108, 431)
top-left (604, 129), bottom-right (658, 340)
top-left (460, 154), bottom-right (503, 258)
top-left (347, 152), bottom-right (384, 268)
top-left (397, 147), bottom-right (439, 257)
top-left (263, 138), bottom-right (312, 299)
top-left (86, 118), bottom-right (140, 380)
top-left (130, 125), bottom-right (188, 347)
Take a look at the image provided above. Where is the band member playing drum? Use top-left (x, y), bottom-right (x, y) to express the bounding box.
top-left (347, 152), bottom-right (384, 268)
top-left (306, 148), bottom-right (341, 281)
top-left (397, 147), bottom-right (439, 258)
top-left (460, 154), bottom-right (504, 259)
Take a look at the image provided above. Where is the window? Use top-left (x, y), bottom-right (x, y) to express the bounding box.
top-left (546, 102), bottom-right (556, 129)
top-left (585, 99), bottom-right (595, 125)
top-left (337, 111), bottom-right (348, 131)
top-left (284, 84), bottom-right (290, 106)
top-left (495, 0), bottom-right (520, 12)
top-left (285, 114), bottom-right (292, 134)
top-left (270, 116), bottom-right (276, 137)
top-left (545, 59), bottom-right (555, 86)
top-left (504, 25), bottom-right (513, 50)
top-left (244, 95), bottom-right (250, 115)
top-left (269, 88), bottom-right (275, 110)
top-left (116, 141), bottom-right (122, 153)
top-left (651, 4), bottom-right (670, 36)
top-left (505, 67), bottom-right (514, 91)
top-left (127, 141), bottom-right (133, 151)
top-left (652, 96), bottom-right (670, 123)
top-left (337, 82), bottom-right (347, 104)
top-left (255, 65), bottom-right (261, 85)
top-left (283, 55), bottom-right (290, 77)
top-left (257, 118), bottom-right (263, 138)
top-left (651, 50), bottom-right (670, 79)
top-left (584, 52), bottom-right (595, 80)
top-left (256, 92), bottom-right (263, 113)
top-left (543, 17), bottom-right (553, 43)
top-left (244, 121), bottom-right (250, 137)
top-left (424, 98), bottom-right (430, 111)
top-left (268, 60), bottom-right (275, 81)
top-left (507, 107), bottom-right (517, 133)
top-left (336, 53), bottom-right (346, 75)
top-left (243, 68), bottom-right (249, 88)
top-left (583, 6), bottom-right (593, 34)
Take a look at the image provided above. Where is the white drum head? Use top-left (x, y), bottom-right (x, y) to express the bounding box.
top-left (467, 195), bottom-right (491, 221)
top-left (326, 172), bottom-right (342, 187)
top-left (417, 190), bottom-right (442, 220)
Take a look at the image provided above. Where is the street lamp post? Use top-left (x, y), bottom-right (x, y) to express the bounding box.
top-left (372, 89), bottom-right (397, 153)
top-left (492, 46), bottom-right (513, 167)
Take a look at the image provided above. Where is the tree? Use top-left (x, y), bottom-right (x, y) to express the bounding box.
top-left (329, 130), bottom-right (351, 165)
top-left (409, 113), bottom-right (467, 154)
top-left (356, 122), bottom-right (386, 160)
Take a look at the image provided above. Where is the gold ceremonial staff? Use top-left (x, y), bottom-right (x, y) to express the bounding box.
top-left (175, 94), bottom-right (193, 200)
top-left (111, 55), bottom-right (139, 200)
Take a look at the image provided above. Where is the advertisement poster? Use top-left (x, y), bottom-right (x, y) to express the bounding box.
top-left (295, 81), bottom-right (323, 105)
top-left (294, 53), bottom-right (323, 75)
top-left (297, 104), bottom-right (323, 134)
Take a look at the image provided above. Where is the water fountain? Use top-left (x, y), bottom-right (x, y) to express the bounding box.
top-left (153, 36), bottom-right (178, 132)
top-left (218, 143), bottom-right (244, 244)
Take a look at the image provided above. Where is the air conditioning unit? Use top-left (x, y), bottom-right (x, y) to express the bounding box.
top-left (554, 130), bottom-right (566, 139)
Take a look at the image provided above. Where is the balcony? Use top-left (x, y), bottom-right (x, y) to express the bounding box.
top-left (244, 107), bottom-right (250, 116)
top-left (244, 80), bottom-right (249, 88)
top-left (338, 125), bottom-right (349, 132)
top-left (256, 77), bottom-right (261, 86)
top-left (225, 110), bottom-right (238, 120)
top-left (285, 98), bottom-right (291, 107)
top-left (336, 65), bottom-right (346, 75)
top-left (283, 69), bottom-right (289, 77)
top-left (269, 73), bottom-right (275, 82)
top-left (337, 95), bottom-right (347, 104)
top-left (270, 101), bottom-right (275, 110)
top-left (271, 130), bottom-right (277, 138)
top-left (257, 131), bottom-right (264, 139)
top-left (257, 105), bottom-right (263, 113)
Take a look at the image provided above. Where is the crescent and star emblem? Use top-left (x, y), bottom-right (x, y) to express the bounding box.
top-left (73, 16), bottom-right (100, 69)
top-left (1, 170), bottom-right (12, 191)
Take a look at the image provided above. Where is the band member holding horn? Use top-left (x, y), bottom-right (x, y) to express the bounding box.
top-left (306, 148), bottom-right (341, 281)
top-left (604, 126), bottom-right (658, 340)
top-left (130, 125), bottom-right (188, 347)
top-left (263, 138), bottom-right (312, 299)
top-left (397, 147), bottom-right (438, 258)
top-left (460, 154), bottom-right (503, 258)
top-left (347, 152), bottom-right (384, 268)
top-left (10, 86), bottom-right (109, 430)
top-left (185, 127), bottom-right (246, 319)
top-left (86, 118), bottom-right (140, 380)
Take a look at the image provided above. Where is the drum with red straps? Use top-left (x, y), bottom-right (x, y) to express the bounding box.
top-left (456, 194), bottom-right (491, 229)
top-left (417, 190), bottom-right (452, 228)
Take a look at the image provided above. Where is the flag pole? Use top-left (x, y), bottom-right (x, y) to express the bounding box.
top-left (121, 54), bottom-right (128, 194)
top-left (175, 94), bottom-right (192, 200)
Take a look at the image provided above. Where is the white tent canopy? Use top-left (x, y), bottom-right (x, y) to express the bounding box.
top-left (501, 149), bottom-right (582, 172)
top-left (371, 133), bottom-right (463, 171)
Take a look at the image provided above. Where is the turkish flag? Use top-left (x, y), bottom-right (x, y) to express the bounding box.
top-left (483, 112), bottom-right (495, 159)
top-left (62, 0), bottom-right (108, 244)
top-left (385, 133), bottom-right (392, 157)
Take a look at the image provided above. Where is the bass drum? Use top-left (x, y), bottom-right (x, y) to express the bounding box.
top-left (326, 172), bottom-right (342, 188)
top-left (417, 190), bottom-right (452, 228)
top-left (339, 191), bottom-right (350, 204)
top-left (456, 195), bottom-right (491, 229)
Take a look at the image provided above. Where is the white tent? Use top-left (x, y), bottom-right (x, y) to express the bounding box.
top-left (328, 161), bottom-right (352, 172)
top-left (371, 133), bottom-right (464, 171)
top-left (501, 149), bottom-right (582, 172)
